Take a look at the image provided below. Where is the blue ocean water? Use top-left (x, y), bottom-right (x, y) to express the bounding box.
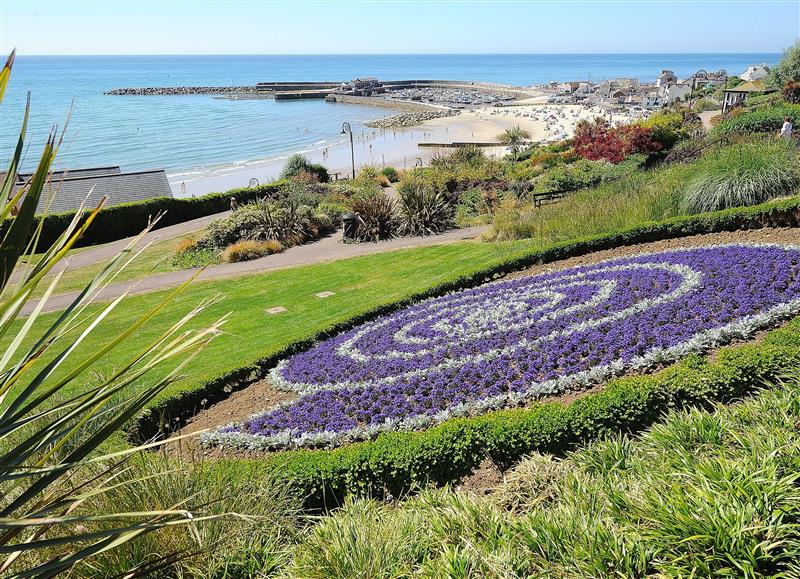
top-left (0, 54), bottom-right (779, 176)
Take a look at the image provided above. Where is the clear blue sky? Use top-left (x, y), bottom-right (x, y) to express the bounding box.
top-left (1, 0), bottom-right (797, 55)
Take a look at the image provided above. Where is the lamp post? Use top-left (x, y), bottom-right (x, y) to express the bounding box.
top-left (341, 121), bottom-right (355, 179)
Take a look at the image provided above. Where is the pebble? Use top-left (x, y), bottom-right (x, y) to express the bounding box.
top-left (366, 110), bottom-right (460, 129)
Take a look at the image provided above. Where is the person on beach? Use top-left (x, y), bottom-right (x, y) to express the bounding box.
top-left (780, 117), bottom-right (793, 141)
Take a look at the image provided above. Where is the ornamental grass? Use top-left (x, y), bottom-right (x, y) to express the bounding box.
top-left (682, 140), bottom-right (800, 214)
top-left (285, 377), bottom-right (800, 577)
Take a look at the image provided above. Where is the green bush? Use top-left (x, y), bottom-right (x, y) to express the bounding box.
top-left (682, 141), bottom-right (800, 213)
top-left (381, 166), bottom-right (399, 182)
top-left (693, 97), bottom-right (720, 112)
top-left (639, 110), bottom-right (698, 149)
top-left (533, 159), bottom-right (611, 194)
top-left (712, 104), bottom-right (800, 136)
top-left (768, 39), bottom-right (800, 89)
top-left (280, 153), bottom-right (329, 183)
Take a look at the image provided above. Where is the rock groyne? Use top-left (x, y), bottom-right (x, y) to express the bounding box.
top-left (365, 109), bottom-right (460, 129)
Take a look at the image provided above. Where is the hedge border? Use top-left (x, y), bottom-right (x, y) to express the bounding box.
top-left (250, 318), bottom-right (800, 510)
top-left (129, 195), bottom-right (800, 448)
top-left (9, 181), bottom-right (288, 249)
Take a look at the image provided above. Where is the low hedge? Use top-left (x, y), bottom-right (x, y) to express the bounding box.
top-left (130, 194), bottom-right (800, 447)
top-left (9, 181), bottom-right (287, 249)
top-left (243, 319), bottom-right (800, 510)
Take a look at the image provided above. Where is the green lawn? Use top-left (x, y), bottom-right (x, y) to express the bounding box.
top-left (13, 238), bottom-right (535, 417)
top-left (28, 230), bottom-right (204, 299)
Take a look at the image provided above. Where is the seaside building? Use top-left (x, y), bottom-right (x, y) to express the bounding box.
top-left (739, 64), bottom-right (770, 82)
top-left (656, 70), bottom-right (678, 88)
top-left (722, 79), bottom-right (769, 113)
top-left (9, 166), bottom-right (173, 214)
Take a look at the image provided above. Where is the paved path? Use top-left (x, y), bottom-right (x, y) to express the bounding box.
top-left (23, 225), bottom-right (490, 314)
top-left (14, 211), bottom-right (227, 281)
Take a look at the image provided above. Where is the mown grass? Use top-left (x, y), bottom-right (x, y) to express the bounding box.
top-left (3, 239), bottom-right (534, 427)
top-left (286, 377), bottom-right (800, 578)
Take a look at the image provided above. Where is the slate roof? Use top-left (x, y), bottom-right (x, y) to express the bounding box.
top-left (725, 79), bottom-right (767, 94)
top-left (29, 168), bottom-right (173, 214)
top-left (17, 166), bottom-right (121, 181)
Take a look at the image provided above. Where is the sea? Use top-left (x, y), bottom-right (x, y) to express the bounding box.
top-left (0, 53), bottom-right (779, 185)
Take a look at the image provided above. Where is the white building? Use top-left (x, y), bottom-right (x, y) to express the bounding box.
top-left (656, 70), bottom-right (678, 87)
top-left (740, 64), bottom-right (770, 82)
top-left (659, 83), bottom-right (691, 104)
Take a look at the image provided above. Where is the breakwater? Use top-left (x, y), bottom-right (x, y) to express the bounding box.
top-left (104, 86), bottom-right (258, 95)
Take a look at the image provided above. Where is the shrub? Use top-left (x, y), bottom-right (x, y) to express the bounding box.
top-left (397, 182), bottom-right (455, 236)
top-left (693, 97), bottom-right (720, 112)
top-left (574, 117), bottom-right (661, 163)
top-left (767, 39), bottom-right (800, 89)
top-left (222, 239), bottom-right (282, 262)
top-left (454, 188), bottom-right (486, 227)
top-left (317, 200), bottom-right (347, 225)
top-left (639, 110), bottom-right (697, 149)
top-left (782, 81), bottom-right (800, 104)
top-left (681, 141), bottom-right (800, 213)
top-left (712, 104), bottom-right (800, 136)
top-left (280, 153), bottom-right (329, 183)
top-left (381, 166), bottom-right (399, 182)
top-left (198, 207), bottom-right (263, 249)
top-left (534, 159), bottom-right (610, 194)
top-left (175, 236), bottom-right (198, 254)
top-left (349, 192), bottom-right (396, 241)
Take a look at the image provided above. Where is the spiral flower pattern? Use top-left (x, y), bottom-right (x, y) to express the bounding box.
top-left (206, 244), bottom-right (800, 450)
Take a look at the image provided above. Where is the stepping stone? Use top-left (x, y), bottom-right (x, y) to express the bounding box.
top-left (315, 291), bottom-right (335, 298)
top-left (265, 306), bottom-right (287, 315)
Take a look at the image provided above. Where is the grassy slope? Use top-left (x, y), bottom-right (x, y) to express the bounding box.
top-left (10, 239), bottom-right (534, 412)
top-left (286, 379), bottom-right (800, 577)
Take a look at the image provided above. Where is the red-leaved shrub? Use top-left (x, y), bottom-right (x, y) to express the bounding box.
top-left (573, 117), bottom-right (662, 163)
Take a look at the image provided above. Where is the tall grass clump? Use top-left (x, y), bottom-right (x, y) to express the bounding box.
top-left (682, 140), bottom-right (800, 213)
top-left (284, 376), bottom-right (800, 577)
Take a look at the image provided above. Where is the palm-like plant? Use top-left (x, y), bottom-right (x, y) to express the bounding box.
top-left (0, 51), bottom-right (226, 577)
top-left (498, 125), bottom-right (531, 161)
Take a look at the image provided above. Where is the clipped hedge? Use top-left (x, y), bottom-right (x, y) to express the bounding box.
top-left (9, 181), bottom-right (287, 249)
top-left (245, 320), bottom-right (800, 510)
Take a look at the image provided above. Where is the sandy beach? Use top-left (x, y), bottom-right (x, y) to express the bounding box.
top-left (170, 100), bottom-right (643, 197)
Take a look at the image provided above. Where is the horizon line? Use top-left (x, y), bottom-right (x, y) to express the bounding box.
top-left (7, 51), bottom-right (784, 57)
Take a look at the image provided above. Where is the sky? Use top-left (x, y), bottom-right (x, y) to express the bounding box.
top-left (0, 0), bottom-right (797, 55)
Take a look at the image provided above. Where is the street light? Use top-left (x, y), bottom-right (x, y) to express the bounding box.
top-left (341, 121), bottom-right (355, 179)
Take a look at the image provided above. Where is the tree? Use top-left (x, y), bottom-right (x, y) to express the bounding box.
top-left (498, 125), bottom-right (531, 161)
top-left (768, 39), bottom-right (800, 90)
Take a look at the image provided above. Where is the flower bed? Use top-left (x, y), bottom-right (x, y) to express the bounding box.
top-left (204, 243), bottom-right (800, 450)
